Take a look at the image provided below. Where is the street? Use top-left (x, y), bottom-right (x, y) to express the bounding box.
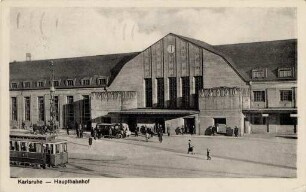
top-left (10, 133), bottom-right (297, 178)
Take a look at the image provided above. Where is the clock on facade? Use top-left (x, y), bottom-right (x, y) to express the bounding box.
top-left (167, 45), bottom-right (175, 53)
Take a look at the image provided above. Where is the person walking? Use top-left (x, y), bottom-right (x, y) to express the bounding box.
top-left (88, 136), bottom-right (93, 149)
top-left (66, 125), bottom-right (69, 135)
top-left (158, 129), bottom-right (163, 143)
top-left (167, 125), bottom-right (170, 137)
top-left (234, 126), bottom-right (239, 137)
top-left (187, 139), bottom-right (194, 154)
top-left (135, 126), bottom-right (139, 137)
top-left (109, 126), bottom-right (113, 139)
top-left (207, 148), bottom-right (211, 160)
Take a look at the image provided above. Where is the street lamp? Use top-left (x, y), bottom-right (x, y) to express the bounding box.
top-left (49, 61), bottom-right (56, 133)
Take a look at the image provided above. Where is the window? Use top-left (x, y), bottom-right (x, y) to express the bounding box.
top-left (252, 69), bottom-right (266, 79)
top-left (11, 97), bottom-right (17, 121)
top-left (98, 78), bottom-right (107, 85)
top-left (82, 95), bottom-right (91, 126)
top-left (169, 77), bottom-right (177, 108)
top-left (145, 79), bottom-right (152, 107)
top-left (55, 144), bottom-right (60, 153)
top-left (53, 80), bottom-right (60, 87)
top-left (66, 79), bottom-right (74, 86)
top-left (23, 82), bottom-right (31, 88)
top-left (82, 79), bottom-right (90, 86)
top-left (182, 77), bottom-right (190, 108)
top-left (38, 81), bottom-right (44, 87)
top-left (253, 91), bottom-right (265, 102)
top-left (280, 90), bottom-right (293, 101)
top-left (54, 96), bottom-right (59, 121)
top-left (24, 97), bottom-right (31, 121)
top-left (251, 114), bottom-right (267, 125)
top-left (194, 76), bottom-right (203, 94)
top-left (157, 78), bottom-right (164, 108)
top-left (278, 68), bottom-right (293, 78)
top-left (280, 114), bottom-right (295, 125)
top-left (20, 142), bottom-right (27, 152)
top-left (194, 76), bottom-right (203, 109)
top-left (11, 83), bottom-right (18, 89)
top-left (67, 96), bottom-right (74, 124)
top-left (38, 96), bottom-right (45, 121)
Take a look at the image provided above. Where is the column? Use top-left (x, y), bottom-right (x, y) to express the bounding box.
top-left (44, 94), bottom-right (51, 126)
top-left (17, 95), bottom-right (24, 129)
top-left (59, 94), bottom-right (66, 128)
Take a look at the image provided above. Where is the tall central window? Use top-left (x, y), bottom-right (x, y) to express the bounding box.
top-left (82, 95), bottom-right (91, 126)
top-left (11, 97), bottom-right (17, 121)
top-left (145, 79), bottom-right (152, 107)
top-left (38, 96), bottom-right (45, 121)
top-left (24, 97), bottom-right (31, 121)
top-left (169, 77), bottom-right (177, 108)
top-left (157, 78), bottom-right (164, 108)
top-left (67, 96), bottom-right (74, 124)
top-left (182, 77), bottom-right (190, 108)
top-left (194, 76), bottom-right (203, 109)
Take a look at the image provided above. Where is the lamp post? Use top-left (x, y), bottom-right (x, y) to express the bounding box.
top-left (50, 61), bottom-right (56, 133)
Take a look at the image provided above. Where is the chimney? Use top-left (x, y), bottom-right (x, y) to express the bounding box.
top-left (26, 53), bottom-right (31, 61)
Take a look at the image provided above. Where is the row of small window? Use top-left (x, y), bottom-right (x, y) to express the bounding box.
top-left (250, 114), bottom-right (296, 125)
top-left (11, 95), bottom-right (90, 121)
top-left (253, 90), bottom-right (293, 102)
top-left (11, 78), bottom-right (108, 89)
top-left (9, 141), bottom-right (67, 154)
top-left (252, 67), bottom-right (294, 79)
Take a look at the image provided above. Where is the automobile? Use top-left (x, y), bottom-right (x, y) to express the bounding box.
top-left (96, 123), bottom-right (125, 139)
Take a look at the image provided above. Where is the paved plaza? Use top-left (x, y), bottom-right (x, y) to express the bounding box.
top-left (10, 132), bottom-right (297, 178)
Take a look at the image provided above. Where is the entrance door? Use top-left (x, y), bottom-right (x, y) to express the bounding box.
top-left (184, 118), bottom-right (195, 134)
top-left (214, 118), bottom-right (226, 133)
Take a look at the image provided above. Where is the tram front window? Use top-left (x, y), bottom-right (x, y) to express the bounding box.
top-left (15, 141), bottom-right (19, 151)
top-left (63, 143), bottom-right (67, 152)
top-left (21, 142), bottom-right (27, 151)
top-left (56, 144), bottom-right (60, 154)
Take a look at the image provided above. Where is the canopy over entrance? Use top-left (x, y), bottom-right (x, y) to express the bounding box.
top-left (109, 108), bottom-right (199, 117)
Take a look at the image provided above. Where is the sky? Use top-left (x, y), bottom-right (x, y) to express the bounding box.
top-left (10, 7), bottom-right (297, 62)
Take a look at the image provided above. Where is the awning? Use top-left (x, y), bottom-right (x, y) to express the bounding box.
top-left (109, 109), bottom-right (199, 116)
top-left (243, 108), bottom-right (297, 113)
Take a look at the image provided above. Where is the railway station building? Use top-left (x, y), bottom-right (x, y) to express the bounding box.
top-left (9, 33), bottom-right (297, 135)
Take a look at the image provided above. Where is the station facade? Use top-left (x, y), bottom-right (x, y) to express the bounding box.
top-left (9, 33), bottom-right (297, 135)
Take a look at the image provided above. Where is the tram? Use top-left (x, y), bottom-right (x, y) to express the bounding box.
top-left (10, 131), bottom-right (68, 169)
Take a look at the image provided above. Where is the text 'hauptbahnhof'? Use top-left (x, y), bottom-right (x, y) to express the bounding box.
top-left (9, 33), bottom-right (297, 136)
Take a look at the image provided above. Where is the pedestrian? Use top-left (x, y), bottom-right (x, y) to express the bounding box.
top-left (109, 126), bottom-right (113, 139)
top-left (145, 129), bottom-right (150, 142)
top-left (181, 126), bottom-right (184, 135)
top-left (66, 125), bottom-right (69, 135)
top-left (207, 148), bottom-right (211, 160)
top-left (187, 139), bottom-right (194, 154)
top-left (234, 126), bottom-right (239, 137)
top-left (22, 121), bottom-right (25, 129)
top-left (167, 125), bottom-right (170, 137)
top-left (88, 136), bottom-right (93, 149)
top-left (158, 130), bottom-right (163, 143)
top-left (79, 124), bottom-right (83, 138)
top-left (94, 126), bottom-right (97, 140)
top-left (135, 126), bottom-right (139, 137)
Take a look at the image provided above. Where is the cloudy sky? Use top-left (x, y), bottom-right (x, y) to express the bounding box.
top-left (10, 7), bottom-right (297, 62)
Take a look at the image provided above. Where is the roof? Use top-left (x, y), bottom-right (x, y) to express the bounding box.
top-left (172, 33), bottom-right (297, 82)
top-left (10, 52), bottom-right (139, 88)
top-left (215, 39), bottom-right (297, 81)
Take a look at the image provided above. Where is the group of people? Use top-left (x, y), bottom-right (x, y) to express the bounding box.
top-left (211, 124), bottom-right (240, 137)
top-left (66, 122), bottom-right (86, 138)
top-left (175, 125), bottom-right (196, 135)
top-left (187, 139), bottom-right (211, 160)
